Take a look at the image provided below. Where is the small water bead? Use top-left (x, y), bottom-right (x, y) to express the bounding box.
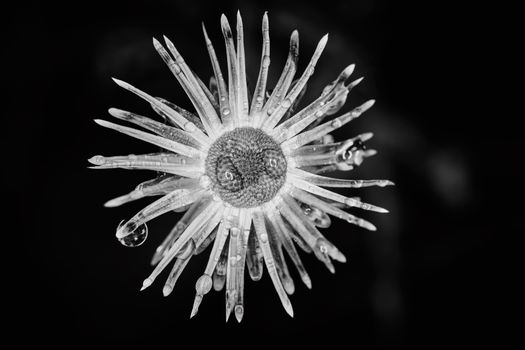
top-left (262, 56), bottom-right (271, 67)
top-left (129, 154), bottom-right (138, 160)
top-left (222, 108), bottom-right (231, 116)
top-left (331, 119), bottom-right (342, 128)
top-left (307, 66), bottom-right (315, 76)
top-left (259, 233), bottom-right (268, 243)
top-left (256, 95), bottom-right (264, 102)
top-left (118, 221), bottom-right (148, 247)
top-left (184, 122), bottom-right (196, 132)
top-left (281, 99), bottom-right (292, 108)
top-left (200, 175), bottom-right (211, 188)
top-left (196, 274), bottom-right (213, 295)
top-left (225, 171), bottom-right (234, 180)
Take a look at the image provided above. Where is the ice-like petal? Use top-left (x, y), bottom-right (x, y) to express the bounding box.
top-left (115, 187), bottom-right (205, 241)
top-left (202, 23), bottom-right (232, 126)
top-left (263, 34), bottom-right (328, 130)
top-left (246, 225), bottom-right (264, 281)
top-left (250, 12), bottom-right (270, 114)
top-left (265, 214), bottom-right (295, 295)
top-left (281, 99), bottom-right (375, 153)
top-left (151, 198), bottom-right (209, 266)
top-left (252, 210), bottom-right (294, 317)
top-left (268, 208), bottom-right (312, 288)
top-left (94, 119), bottom-right (205, 159)
top-left (289, 168), bottom-right (394, 188)
top-left (220, 14), bottom-right (239, 125)
top-left (140, 200), bottom-right (223, 291)
top-left (288, 187), bottom-right (377, 230)
top-left (235, 11), bottom-right (249, 120)
top-left (88, 153), bottom-right (204, 178)
top-left (104, 174), bottom-right (183, 208)
top-left (259, 30), bottom-right (299, 125)
top-left (108, 108), bottom-right (202, 149)
top-left (111, 78), bottom-right (209, 145)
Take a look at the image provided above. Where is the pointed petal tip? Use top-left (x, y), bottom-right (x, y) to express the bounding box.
top-left (87, 155), bottom-right (104, 165)
top-left (140, 278), bottom-right (153, 291)
top-left (111, 77), bottom-right (124, 85)
top-left (284, 303), bottom-right (294, 318)
top-left (303, 276), bottom-right (312, 289)
top-left (190, 296), bottom-right (202, 318)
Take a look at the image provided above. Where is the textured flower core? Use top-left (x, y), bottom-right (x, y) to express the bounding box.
top-left (205, 127), bottom-right (287, 208)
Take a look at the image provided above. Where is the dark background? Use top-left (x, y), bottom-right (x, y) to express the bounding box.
top-left (7, 0), bottom-right (517, 348)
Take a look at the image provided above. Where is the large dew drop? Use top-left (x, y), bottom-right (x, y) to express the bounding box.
top-left (118, 221), bottom-right (148, 247)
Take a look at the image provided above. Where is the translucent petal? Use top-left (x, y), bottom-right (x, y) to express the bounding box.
top-left (268, 208), bottom-right (312, 288)
top-left (289, 168), bottom-right (394, 188)
top-left (116, 187), bottom-right (205, 240)
top-left (104, 174), bottom-right (183, 208)
top-left (245, 225), bottom-right (264, 281)
top-left (281, 99), bottom-right (375, 153)
top-left (250, 12), bottom-right (270, 114)
top-left (108, 108), bottom-right (202, 149)
top-left (288, 174), bottom-right (389, 213)
top-left (151, 198), bottom-right (209, 266)
top-left (111, 78), bottom-right (209, 145)
top-left (88, 153), bottom-right (204, 178)
top-left (252, 210), bottom-right (294, 317)
top-left (263, 34), bottom-right (328, 130)
top-left (220, 14), bottom-right (239, 125)
top-left (93, 119), bottom-right (205, 159)
top-left (260, 30), bottom-right (298, 124)
top-left (141, 201), bottom-right (223, 290)
top-left (235, 11), bottom-right (249, 120)
top-left (202, 23), bottom-right (231, 124)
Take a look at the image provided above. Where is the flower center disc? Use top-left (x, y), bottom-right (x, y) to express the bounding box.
top-left (205, 127), bottom-right (287, 208)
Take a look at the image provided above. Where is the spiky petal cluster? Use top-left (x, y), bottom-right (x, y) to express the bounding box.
top-left (90, 12), bottom-right (393, 322)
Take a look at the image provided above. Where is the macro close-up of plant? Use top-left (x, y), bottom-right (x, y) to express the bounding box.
top-left (89, 11), bottom-right (393, 321)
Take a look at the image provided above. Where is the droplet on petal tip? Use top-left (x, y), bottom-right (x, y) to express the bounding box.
top-left (93, 12), bottom-right (392, 321)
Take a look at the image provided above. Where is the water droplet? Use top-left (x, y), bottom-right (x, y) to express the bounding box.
top-left (200, 175), bottom-right (211, 187)
top-left (220, 96), bottom-right (226, 102)
top-left (196, 275), bottom-right (212, 295)
top-left (259, 233), bottom-right (268, 243)
top-left (331, 119), bottom-right (342, 128)
top-left (230, 256), bottom-right (237, 266)
top-left (307, 67), bottom-right (315, 76)
top-left (256, 96), bottom-right (264, 102)
top-left (185, 122), bottom-right (196, 132)
top-left (129, 154), bottom-right (137, 160)
top-left (281, 99), bottom-right (292, 108)
top-left (222, 108), bottom-right (231, 116)
top-left (268, 159), bottom-right (277, 167)
top-left (262, 56), bottom-right (271, 67)
top-left (225, 171), bottom-right (234, 180)
top-left (118, 222), bottom-right (148, 247)
top-left (319, 245), bottom-right (328, 254)
top-left (315, 111), bottom-right (324, 117)
top-left (267, 107), bottom-right (275, 116)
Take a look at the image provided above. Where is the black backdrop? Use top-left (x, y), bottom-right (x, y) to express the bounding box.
top-left (7, 0), bottom-right (517, 347)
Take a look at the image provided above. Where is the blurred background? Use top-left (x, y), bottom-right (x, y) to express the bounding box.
top-left (7, 0), bottom-right (518, 347)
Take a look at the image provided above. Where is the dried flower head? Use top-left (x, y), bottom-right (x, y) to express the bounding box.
top-left (90, 11), bottom-right (393, 322)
